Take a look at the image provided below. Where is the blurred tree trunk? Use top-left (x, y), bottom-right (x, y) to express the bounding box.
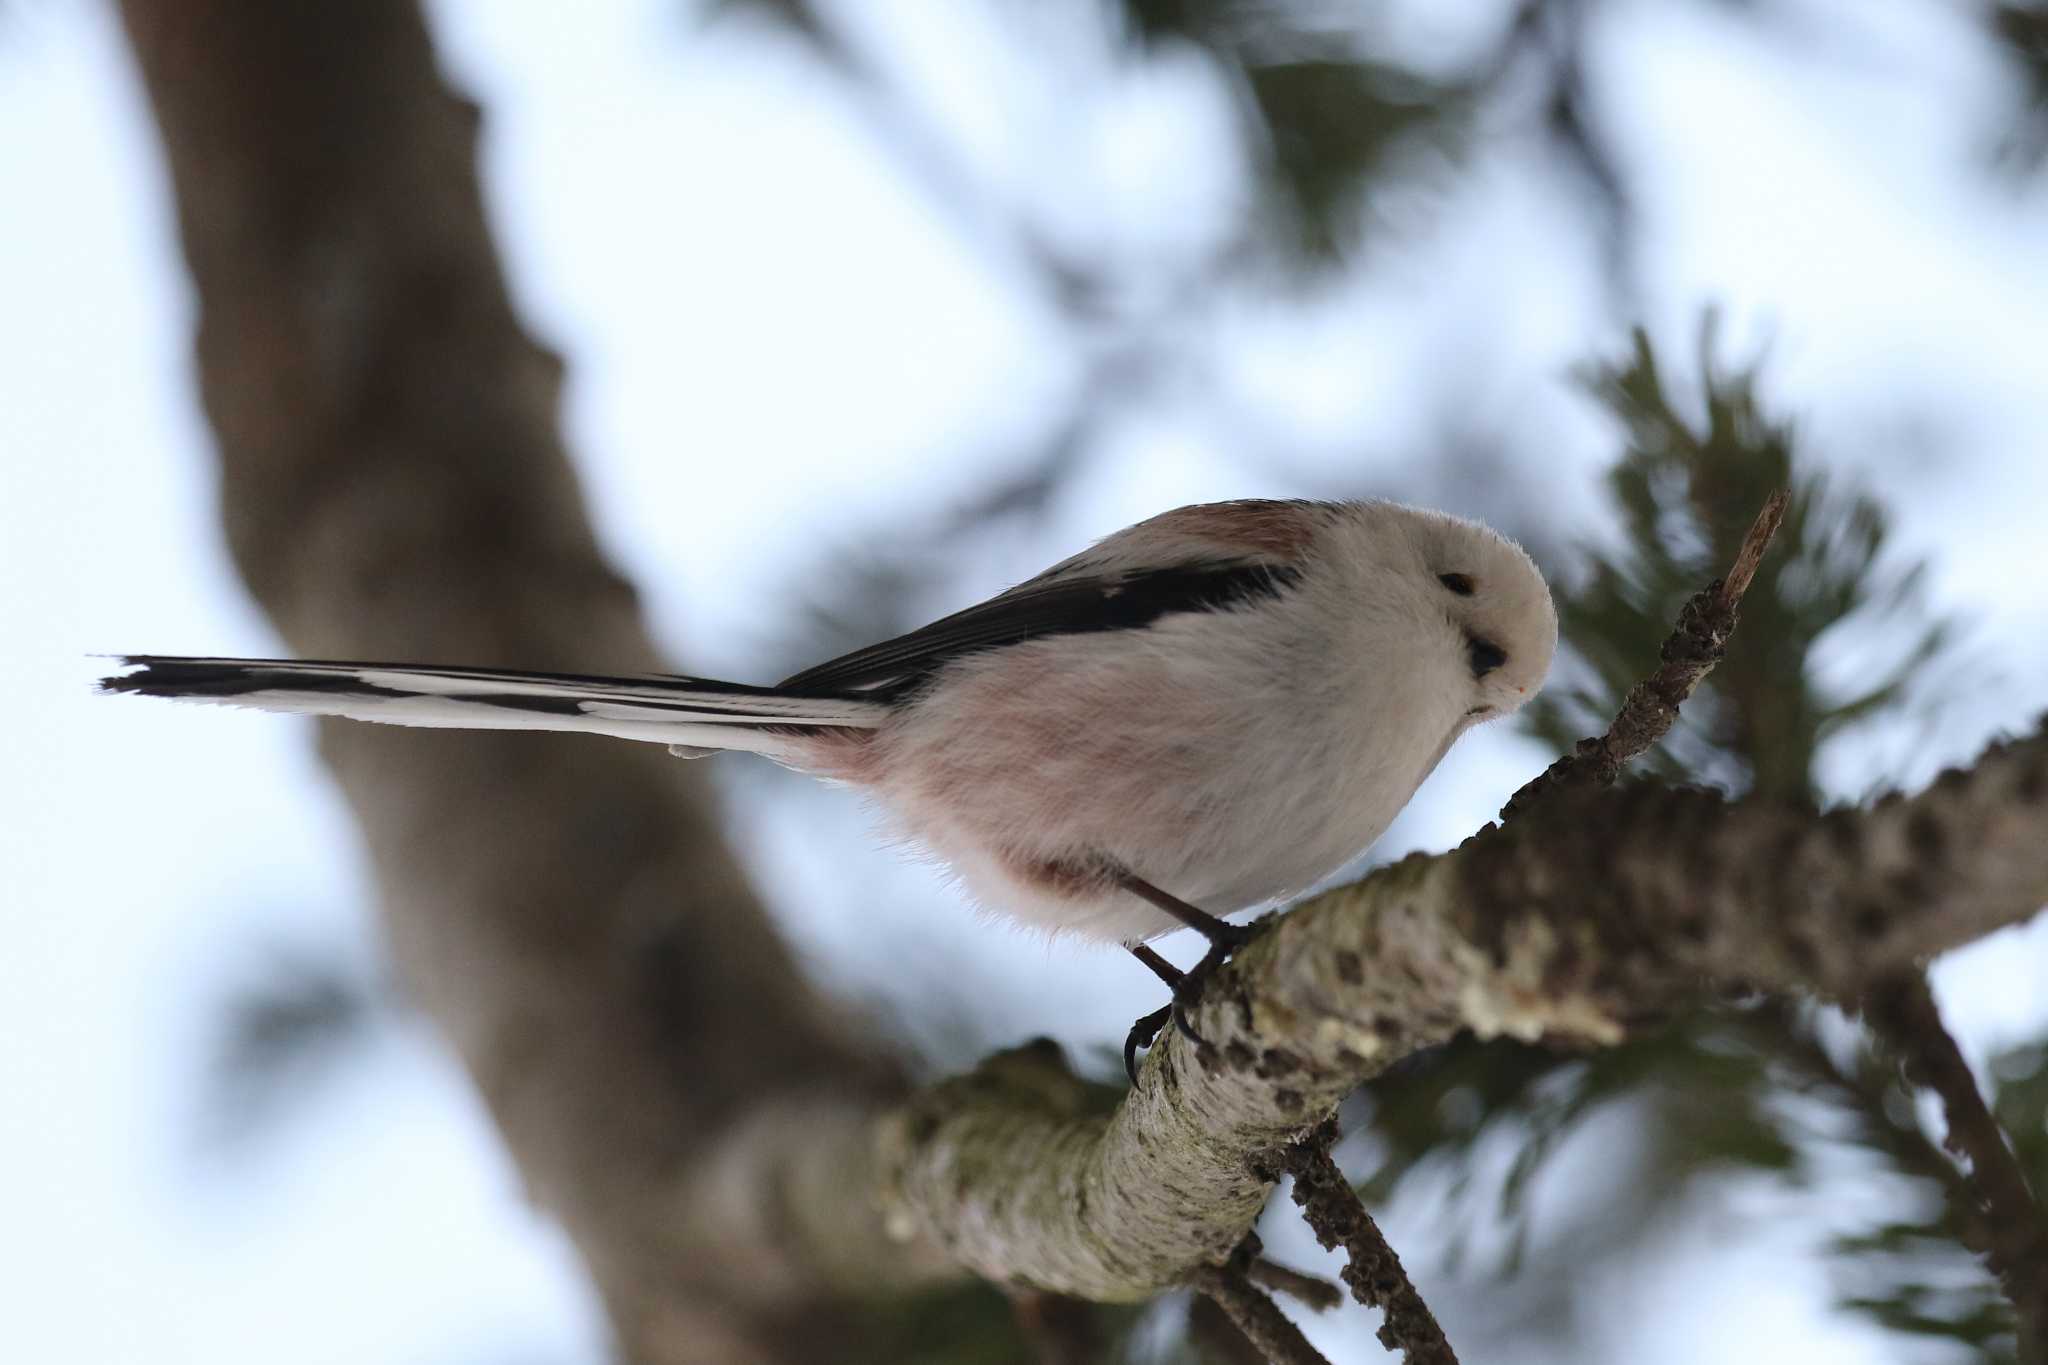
top-left (115, 3), bottom-right (948, 1361)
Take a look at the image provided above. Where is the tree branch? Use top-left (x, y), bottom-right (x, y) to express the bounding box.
top-left (1861, 974), bottom-right (2048, 1356)
top-left (1274, 1122), bottom-right (1456, 1363)
top-left (1188, 1237), bottom-right (1335, 1365)
top-left (1246, 1258), bottom-right (1344, 1314)
top-left (1500, 489), bottom-right (1788, 821)
top-left (764, 724), bottom-right (2048, 1303)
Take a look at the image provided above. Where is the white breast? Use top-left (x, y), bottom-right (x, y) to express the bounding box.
top-left (863, 581), bottom-right (1469, 942)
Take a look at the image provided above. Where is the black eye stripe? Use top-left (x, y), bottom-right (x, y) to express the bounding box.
top-left (1468, 636), bottom-right (1507, 679)
top-left (1438, 572), bottom-right (1475, 596)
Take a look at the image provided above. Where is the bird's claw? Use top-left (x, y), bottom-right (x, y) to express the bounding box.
top-left (1126, 921), bottom-right (1255, 1081)
top-left (1124, 1005), bottom-right (1173, 1084)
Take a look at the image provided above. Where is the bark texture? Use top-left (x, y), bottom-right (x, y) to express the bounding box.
top-left (851, 730), bottom-right (2048, 1301)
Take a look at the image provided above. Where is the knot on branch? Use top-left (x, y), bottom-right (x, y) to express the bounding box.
top-left (1663, 577), bottom-right (1738, 666)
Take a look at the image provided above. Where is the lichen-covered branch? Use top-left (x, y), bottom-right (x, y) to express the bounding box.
top-left (1275, 1122), bottom-right (1456, 1363)
top-left (1190, 1263), bottom-right (1333, 1365)
top-left (1181, 1233), bottom-right (1334, 1365)
top-left (838, 727), bottom-right (2048, 1301)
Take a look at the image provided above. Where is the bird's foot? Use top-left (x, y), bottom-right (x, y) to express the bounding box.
top-left (1123, 1004), bottom-right (1174, 1083)
top-left (1121, 911), bottom-right (1256, 1083)
top-left (1168, 919), bottom-right (1255, 1046)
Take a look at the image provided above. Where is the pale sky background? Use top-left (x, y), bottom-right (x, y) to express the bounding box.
top-left (3, 0), bottom-right (2047, 1361)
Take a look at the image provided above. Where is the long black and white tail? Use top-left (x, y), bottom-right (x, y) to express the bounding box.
top-left (99, 655), bottom-right (889, 758)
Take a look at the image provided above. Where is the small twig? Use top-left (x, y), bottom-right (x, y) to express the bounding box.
top-left (1190, 1239), bottom-right (1335, 1365)
top-left (1499, 489), bottom-right (1789, 823)
top-left (1860, 974), bottom-right (2048, 1359)
top-left (1248, 1257), bottom-right (1345, 1313)
top-left (1277, 1122), bottom-right (1459, 1364)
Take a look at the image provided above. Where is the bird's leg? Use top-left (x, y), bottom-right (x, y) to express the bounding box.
top-left (1119, 874), bottom-right (1253, 947)
top-left (1118, 874), bottom-right (1256, 1082)
top-left (1123, 943), bottom-right (1181, 1083)
top-left (1128, 942), bottom-right (1185, 987)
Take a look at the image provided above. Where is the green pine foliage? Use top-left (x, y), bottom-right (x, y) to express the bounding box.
top-left (1346, 323), bottom-right (2034, 1359)
top-left (1111, 2), bottom-right (1475, 264)
top-left (1238, 58), bottom-right (1451, 263)
top-left (1523, 321), bottom-right (1950, 803)
top-left (1816, 1029), bottom-right (2033, 1363)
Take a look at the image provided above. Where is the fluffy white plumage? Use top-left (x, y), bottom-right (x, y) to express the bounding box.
top-left (104, 498), bottom-right (1556, 945)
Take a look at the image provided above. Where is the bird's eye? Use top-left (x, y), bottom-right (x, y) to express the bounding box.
top-left (1468, 636), bottom-right (1507, 679)
top-left (1438, 572), bottom-right (1475, 596)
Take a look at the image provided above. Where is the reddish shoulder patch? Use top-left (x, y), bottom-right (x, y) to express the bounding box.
top-left (1142, 499), bottom-right (1325, 560)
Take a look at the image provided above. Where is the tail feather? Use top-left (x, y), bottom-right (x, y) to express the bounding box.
top-left (99, 655), bottom-right (889, 756)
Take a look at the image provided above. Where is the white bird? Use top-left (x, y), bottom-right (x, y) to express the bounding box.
top-left (104, 498), bottom-right (1558, 1077)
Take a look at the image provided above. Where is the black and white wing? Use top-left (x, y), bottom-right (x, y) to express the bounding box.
top-left (778, 558), bottom-right (1303, 696)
